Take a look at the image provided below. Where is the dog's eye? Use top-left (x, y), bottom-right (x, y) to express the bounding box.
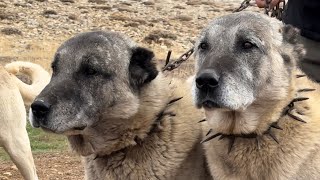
top-left (242, 41), bottom-right (255, 49)
top-left (83, 67), bottom-right (98, 76)
top-left (199, 42), bottom-right (209, 50)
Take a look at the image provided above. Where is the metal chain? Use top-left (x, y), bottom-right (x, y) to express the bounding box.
top-left (162, 48), bottom-right (194, 72)
top-left (162, 0), bottom-right (286, 72)
top-left (233, 0), bottom-right (252, 12)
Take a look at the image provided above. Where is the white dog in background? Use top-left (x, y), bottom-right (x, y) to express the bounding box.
top-left (0, 61), bottom-right (50, 180)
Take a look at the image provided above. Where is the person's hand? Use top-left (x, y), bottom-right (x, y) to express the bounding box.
top-left (255, 0), bottom-right (280, 8)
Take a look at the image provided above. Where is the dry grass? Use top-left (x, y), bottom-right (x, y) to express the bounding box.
top-left (0, 37), bottom-right (62, 70)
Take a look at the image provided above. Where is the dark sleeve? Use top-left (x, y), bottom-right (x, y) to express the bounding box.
top-left (283, 0), bottom-right (320, 41)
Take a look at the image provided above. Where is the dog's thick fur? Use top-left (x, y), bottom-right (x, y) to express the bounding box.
top-left (29, 31), bottom-right (211, 179)
top-left (192, 12), bottom-right (320, 179)
top-left (0, 65), bottom-right (38, 180)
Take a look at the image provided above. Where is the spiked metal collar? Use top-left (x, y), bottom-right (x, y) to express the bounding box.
top-left (134, 96), bottom-right (183, 144)
top-left (93, 96), bottom-right (183, 160)
top-left (200, 74), bottom-right (315, 154)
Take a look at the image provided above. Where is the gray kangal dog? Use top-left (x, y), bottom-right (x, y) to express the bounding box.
top-left (29, 31), bottom-right (212, 180)
top-left (192, 12), bottom-right (320, 179)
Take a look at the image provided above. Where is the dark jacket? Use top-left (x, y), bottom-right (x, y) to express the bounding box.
top-left (283, 0), bottom-right (320, 41)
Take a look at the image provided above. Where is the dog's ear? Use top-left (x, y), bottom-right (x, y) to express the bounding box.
top-left (282, 24), bottom-right (300, 45)
top-left (281, 25), bottom-right (306, 63)
top-left (129, 47), bottom-right (158, 90)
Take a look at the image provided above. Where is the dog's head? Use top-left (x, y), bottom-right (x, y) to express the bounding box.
top-left (193, 12), bottom-right (303, 112)
top-left (29, 31), bottom-right (158, 136)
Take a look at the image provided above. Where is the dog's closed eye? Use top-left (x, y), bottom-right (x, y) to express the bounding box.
top-left (242, 41), bottom-right (255, 49)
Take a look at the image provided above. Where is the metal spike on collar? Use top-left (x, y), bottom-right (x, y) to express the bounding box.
top-left (198, 119), bottom-right (206, 123)
top-left (201, 133), bottom-right (222, 144)
top-left (268, 130), bottom-right (279, 144)
top-left (298, 88), bottom-right (316, 93)
top-left (292, 97), bottom-right (309, 103)
top-left (297, 111), bottom-right (305, 115)
top-left (134, 136), bottom-right (143, 146)
top-left (296, 74), bottom-right (306, 78)
top-left (288, 112), bottom-right (307, 123)
top-left (228, 136), bottom-right (236, 154)
top-left (219, 135), bottom-right (226, 141)
top-left (206, 129), bottom-right (213, 136)
top-left (168, 97), bottom-right (183, 105)
top-left (270, 123), bottom-right (283, 130)
top-left (256, 137), bottom-right (261, 150)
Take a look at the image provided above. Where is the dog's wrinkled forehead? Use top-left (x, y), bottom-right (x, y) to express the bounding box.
top-left (196, 12), bottom-right (283, 48)
top-left (54, 31), bottom-right (136, 73)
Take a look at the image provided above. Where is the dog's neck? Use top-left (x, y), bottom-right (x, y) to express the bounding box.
top-left (202, 73), bottom-right (314, 152)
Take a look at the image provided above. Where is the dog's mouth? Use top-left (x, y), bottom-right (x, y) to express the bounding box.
top-left (38, 124), bottom-right (87, 135)
top-left (200, 99), bottom-right (222, 110)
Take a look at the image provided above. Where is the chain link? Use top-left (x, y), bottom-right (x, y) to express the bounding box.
top-left (162, 48), bottom-right (194, 72)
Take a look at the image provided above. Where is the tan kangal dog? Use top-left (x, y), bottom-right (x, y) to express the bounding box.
top-left (192, 12), bottom-right (320, 179)
top-left (29, 31), bottom-right (211, 179)
top-left (0, 65), bottom-right (38, 180)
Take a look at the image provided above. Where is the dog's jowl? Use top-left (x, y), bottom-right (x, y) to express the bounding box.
top-left (192, 12), bottom-right (320, 179)
top-left (29, 31), bottom-right (211, 180)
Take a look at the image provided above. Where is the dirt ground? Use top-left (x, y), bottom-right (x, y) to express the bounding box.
top-left (0, 0), bottom-right (263, 179)
top-left (0, 152), bottom-right (83, 180)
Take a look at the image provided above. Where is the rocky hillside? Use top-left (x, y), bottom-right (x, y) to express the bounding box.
top-left (0, 0), bottom-right (260, 70)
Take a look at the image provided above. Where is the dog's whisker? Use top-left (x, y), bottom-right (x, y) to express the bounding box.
top-left (291, 97), bottom-right (309, 103)
top-left (268, 131), bottom-right (279, 144)
top-left (168, 97), bottom-right (183, 105)
top-left (206, 129), bottom-right (213, 136)
top-left (201, 133), bottom-right (222, 144)
top-left (288, 113), bottom-right (307, 123)
top-left (198, 119), bottom-right (206, 123)
top-left (298, 88), bottom-right (316, 92)
top-left (296, 74), bottom-right (306, 78)
top-left (228, 136), bottom-right (235, 154)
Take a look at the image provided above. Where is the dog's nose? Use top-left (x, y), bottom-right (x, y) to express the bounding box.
top-left (31, 100), bottom-right (51, 119)
top-left (196, 71), bottom-right (219, 90)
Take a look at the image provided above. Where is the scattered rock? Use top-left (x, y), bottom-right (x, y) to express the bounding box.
top-left (186, 1), bottom-right (202, 5)
top-left (0, 3), bottom-right (7, 8)
top-left (68, 14), bottom-right (77, 20)
top-left (144, 30), bottom-right (177, 44)
top-left (142, 1), bottom-right (155, 6)
top-left (109, 13), bottom-right (129, 21)
top-left (113, 5), bottom-right (134, 12)
top-left (91, 5), bottom-right (112, 10)
top-left (13, 3), bottom-right (29, 7)
top-left (43, 9), bottom-right (58, 18)
top-left (0, 11), bottom-right (17, 20)
top-left (173, 5), bottom-right (185, 9)
top-left (60, 0), bottom-right (75, 3)
top-left (3, 172), bottom-right (12, 176)
top-left (124, 22), bottom-right (139, 27)
top-left (1, 27), bottom-right (22, 35)
top-left (175, 15), bottom-right (192, 21)
top-left (88, 0), bottom-right (107, 4)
